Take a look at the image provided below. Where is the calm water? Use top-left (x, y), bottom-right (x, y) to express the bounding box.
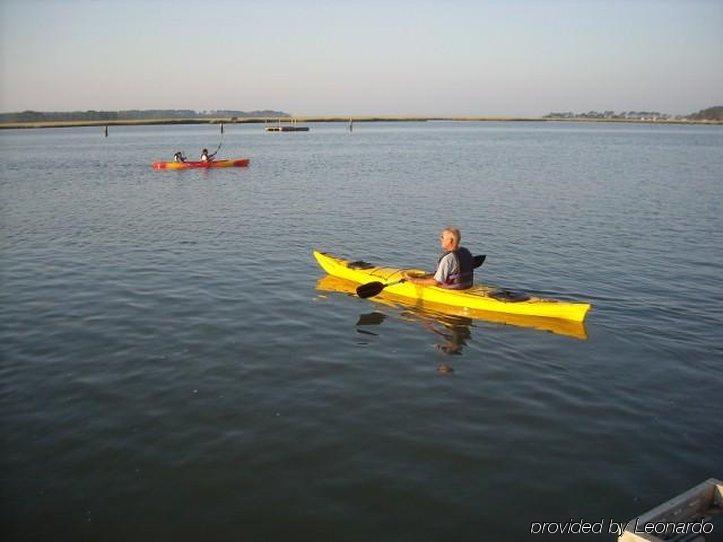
top-left (1, 122), bottom-right (722, 541)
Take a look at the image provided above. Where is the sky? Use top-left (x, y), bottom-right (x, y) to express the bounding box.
top-left (0, 0), bottom-right (721, 116)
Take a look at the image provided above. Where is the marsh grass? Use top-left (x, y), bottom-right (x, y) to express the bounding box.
top-left (1, 116), bottom-right (719, 129)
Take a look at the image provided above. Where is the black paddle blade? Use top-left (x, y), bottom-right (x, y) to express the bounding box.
top-left (473, 255), bottom-right (486, 268)
top-left (356, 281), bottom-right (386, 299)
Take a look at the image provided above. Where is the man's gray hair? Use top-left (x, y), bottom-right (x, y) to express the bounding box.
top-left (443, 227), bottom-right (461, 246)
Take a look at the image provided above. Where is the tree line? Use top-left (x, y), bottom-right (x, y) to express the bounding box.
top-left (688, 106), bottom-right (723, 121)
top-left (0, 109), bottom-right (289, 123)
top-left (545, 106), bottom-right (722, 121)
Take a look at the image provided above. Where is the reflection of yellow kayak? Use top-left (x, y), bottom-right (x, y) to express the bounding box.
top-left (316, 275), bottom-right (588, 340)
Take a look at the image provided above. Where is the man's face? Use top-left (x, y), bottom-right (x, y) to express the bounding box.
top-left (440, 231), bottom-right (455, 251)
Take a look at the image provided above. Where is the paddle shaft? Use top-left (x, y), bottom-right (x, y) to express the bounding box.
top-left (356, 255), bottom-right (486, 299)
top-left (211, 126), bottom-right (224, 157)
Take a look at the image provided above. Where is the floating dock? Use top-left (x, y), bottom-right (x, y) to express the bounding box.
top-left (265, 118), bottom-right (309, 132)
top-left (619, 478), bottom-right (722, 541)
top-left (265, 126), bottom-right (309, 132)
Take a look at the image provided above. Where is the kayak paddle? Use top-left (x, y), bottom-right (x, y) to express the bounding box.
top-left (356, 278), bottom-right (405, 299)
top-left (356, 255), bottom-right (486, 299)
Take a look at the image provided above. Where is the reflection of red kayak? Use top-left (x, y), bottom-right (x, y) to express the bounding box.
top-left (152, 158), bottom-right (250, 170)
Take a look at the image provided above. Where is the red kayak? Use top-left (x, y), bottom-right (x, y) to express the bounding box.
top-left (152, 158), bottom-right (250, 170)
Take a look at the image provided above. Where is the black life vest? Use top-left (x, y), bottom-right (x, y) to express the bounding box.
top-left (437, 247), bottom-right (474, 290)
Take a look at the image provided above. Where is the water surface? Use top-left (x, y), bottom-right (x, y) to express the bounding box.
top-left (1, 122), bottom-right (722, 540)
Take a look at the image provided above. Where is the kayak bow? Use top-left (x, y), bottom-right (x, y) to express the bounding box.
top-left (313, 250), bottom-right (591, 322)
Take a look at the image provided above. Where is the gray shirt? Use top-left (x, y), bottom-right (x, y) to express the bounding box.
top-left (434, 253), bottom-right (458, 285)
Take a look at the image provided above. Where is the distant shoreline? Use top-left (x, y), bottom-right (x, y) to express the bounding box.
top-left (1, 116), bottom-right (721, 130)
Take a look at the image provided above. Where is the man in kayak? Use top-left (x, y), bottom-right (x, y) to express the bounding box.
top-left (173, 151), bottom-right (186, 163)
top-left (404, 228), bottom-right (474, 289)
top-left (200, 148), bottom-right (216, 162)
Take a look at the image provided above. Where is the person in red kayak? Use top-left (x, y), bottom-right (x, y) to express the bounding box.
top-left (173, 151), bottom-right (186, 163)
top-left (403, 227), bottom-right (474, 290)
top-left (200, 148), bottom-right (216, 162)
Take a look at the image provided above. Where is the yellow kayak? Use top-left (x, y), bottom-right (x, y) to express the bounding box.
top-left (313, 250), bottom-right (591, 323)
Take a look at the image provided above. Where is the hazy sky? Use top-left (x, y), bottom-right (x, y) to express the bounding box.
top-left (1, 0), bottom-right (721, 115)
